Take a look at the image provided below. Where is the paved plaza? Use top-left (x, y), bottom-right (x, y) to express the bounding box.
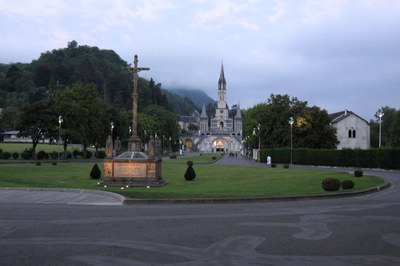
top-left (0, 156), bottom-right (399, 265)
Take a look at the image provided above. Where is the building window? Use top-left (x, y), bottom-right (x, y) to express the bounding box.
top-left (348, 129), bottom-right (356, 138)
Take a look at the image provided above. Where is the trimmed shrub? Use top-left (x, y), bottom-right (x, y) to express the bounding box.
top-left (354, 169), bottom-right (363, 177)
top-left (36, 162), bottom-right (41, 166)
top-left (170, 155), bottom-right (177, 159)
top-left (322, 178), bottom-right (341, 191)
top-left (2, 152), bottom-right (11, 160)
top-left (271, 163), bottom-right (277, 168)
top-left (212, 156), bottom-right (217, 160)
top-left (36, 150), bottom-right (47, 160)
top-left (283, 164), bottom-right (289, 169)
top-left (90, 163), bottom-right (101, 179)
top-left (12, 152), bottom-right (19, 159)
top-left (85, 151), bottom-right (92, 159)
top-left (341, 180), bottom-right (355, 189)
top-left (184, 160), bottom-right (196, 181)
top-left (52, 162), bottom-right (57, 166)
top-left (21, 149), bottom-right (32, 160)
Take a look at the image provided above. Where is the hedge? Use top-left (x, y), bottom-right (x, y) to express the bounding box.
top-left (261, 148), bottom-right (400, 169)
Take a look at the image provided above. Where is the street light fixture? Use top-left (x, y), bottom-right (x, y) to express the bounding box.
top-left (258, 123), bottom-right (261, 150)
top-left (110, 122), bottom-right (114, 135)
top-left (378, 109), bottom-right (384, 148)
top-left (58, 115), bottom-right (63, 161)
top-left (289, 117), bottom-right (294, 165)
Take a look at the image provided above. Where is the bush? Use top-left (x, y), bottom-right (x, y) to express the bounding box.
top-left (322, 178), bottom-right (341, 191)
top-left (85, 151), bottom-right (92, 159)
top-left (184, 161), bottom-right (196, 181)
top-left (170, 155), bottom-right (177, 159)
top-left (212, 156), bottom-right (217, 160)
top-left (12, 152), bottom-right (19, 159)
top-left (21, 149), bottom-right (32, 160)
top-left (283, 164), bottom-right (289, 169)
top-left (2, 152), bottom-right (11, 160)
top-left (341, 180), bottom-right (355, 189)
top-left (36, 150), bottom-right (47, 160)
top-left (52, 162), bottom-right (57, 166)
top-left (36, 162), bottom-right (41, 166)
top-left (90, 163), bottom-right (101, 179)
top-left (271, 163), bottom-right (277, 168)
top-left (354, 169), bottom-right (363, 177)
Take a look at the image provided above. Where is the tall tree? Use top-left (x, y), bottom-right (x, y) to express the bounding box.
top-left (17, 100), bottom-right (58, 158)
top-left (54, 82), bottom-right (107, 157)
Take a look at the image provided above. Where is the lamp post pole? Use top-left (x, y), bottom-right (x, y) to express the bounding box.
top-left (378, 109), bottom-right (384, 148)
top-left (289, 117), bottom-right (294, 165)
top-left (58, 115), bottom-right (63, 161)
top-left (258, 123), bottom-right (261, 150)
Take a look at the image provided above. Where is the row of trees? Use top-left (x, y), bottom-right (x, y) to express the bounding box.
top-left (243, 94), bottom-right (400, 149)
top-left (243, 94), bottom-right (339, 150)
top-left (369, 106), bottom-right (400, 148)
top-left (12, 82), bottom-right (180, 158)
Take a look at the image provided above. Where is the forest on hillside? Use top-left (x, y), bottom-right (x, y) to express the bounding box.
top-left (0, 41), bottom-right (206, 155)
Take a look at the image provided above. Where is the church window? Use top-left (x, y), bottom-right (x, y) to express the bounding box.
top-left (353, 130), bottom-right (356, 138)
top-left (348, 130), bottom-right (352, 138)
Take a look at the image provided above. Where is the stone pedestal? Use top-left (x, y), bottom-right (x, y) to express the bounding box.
top-left (103, 151), bottom-right (165, 187)
top-left (128, 135), bottom-right (143, 152)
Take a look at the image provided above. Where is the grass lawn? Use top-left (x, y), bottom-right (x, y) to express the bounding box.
top-left (0, 155), bottom-right (384, 199)
top-left (0, 143), bottom-right (98, 153)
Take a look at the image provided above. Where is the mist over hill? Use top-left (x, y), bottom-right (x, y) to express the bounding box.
top-left (168, 88), bottom-right (215, 109)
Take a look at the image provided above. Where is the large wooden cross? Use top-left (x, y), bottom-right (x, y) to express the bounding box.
top-left (128, 54), bottom-right (150, 151)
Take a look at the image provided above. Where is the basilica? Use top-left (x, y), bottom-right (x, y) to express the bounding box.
top-left (180, 64), bottom-right (243, 153)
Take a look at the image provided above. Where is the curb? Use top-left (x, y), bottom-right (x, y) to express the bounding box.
top-left (122, 181), bottom-right (392, 205)
top-left (0, 187), bottom-right (126, 203)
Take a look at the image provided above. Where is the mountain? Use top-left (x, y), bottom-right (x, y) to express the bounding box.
top-left (168, 88), bottom-right (215, 109)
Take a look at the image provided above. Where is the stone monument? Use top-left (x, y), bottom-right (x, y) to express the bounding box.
top-left (103, 54), bottom-right (165, 187)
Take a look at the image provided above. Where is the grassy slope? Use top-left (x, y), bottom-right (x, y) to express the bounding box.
top-left (0, 157), bottom-right (384, 199)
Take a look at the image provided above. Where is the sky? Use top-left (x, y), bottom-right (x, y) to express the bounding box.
top-left (1, 0), bottom-right (399, 121)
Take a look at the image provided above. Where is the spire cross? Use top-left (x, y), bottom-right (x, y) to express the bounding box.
top-left (128, 54), bottom-right (150, 151)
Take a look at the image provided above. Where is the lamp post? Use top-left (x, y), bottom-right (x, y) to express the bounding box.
top-left (258, 123), bottom-right (261, 150)
top-left (110, 122), bottom-right (114, 135)
top-left (289, 117), bottom-right (294, 165)
top-left (58, 115), bottom-right (63, 161)
top-left (378, 109), bottom-right (384, 148)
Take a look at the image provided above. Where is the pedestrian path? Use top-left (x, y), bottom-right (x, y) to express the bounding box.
top-left (0, 188), bottom-right (124, 205)
top-left (213, 154), bottom-right (264, 167)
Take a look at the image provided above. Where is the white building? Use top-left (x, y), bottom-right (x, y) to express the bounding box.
top-left (179, 64), bottom-right (243, 153)
top-left (330, 110), bottom-right (370, 149)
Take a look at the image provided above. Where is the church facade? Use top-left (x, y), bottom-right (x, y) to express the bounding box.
top-left (180, 64), bottom-right (243, 153)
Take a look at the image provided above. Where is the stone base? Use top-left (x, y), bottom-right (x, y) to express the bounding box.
top-left (100, 177), bottom-right (167, 187)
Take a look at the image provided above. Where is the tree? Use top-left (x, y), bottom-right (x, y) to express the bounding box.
top-left (0, 106), bottom-right (21, 131)
top-left (389, 110), bottom-right (400, 147)
top-left (138, 105), bottom-right (180, 152)
top-left (244, 94), bottom-right (338, 149)
top-left (54, 82), bottom-right (107, 157)
top-left (17, 100), bottom-right (58, 158)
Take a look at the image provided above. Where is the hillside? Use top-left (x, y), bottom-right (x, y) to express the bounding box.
top-left (168, 88), bottom-right (215, 109)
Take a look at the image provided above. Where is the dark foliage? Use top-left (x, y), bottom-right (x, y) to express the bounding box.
top-left (354, 169), bottom-right (364, 177)
top-left (184, 160), bottom-right (196, 181)
top-left (90, 163), bottom-right (101, 179)
top-left (341, 180), bottom-right (355, 189)
top-left (322, 178), bottom-right (341, 191)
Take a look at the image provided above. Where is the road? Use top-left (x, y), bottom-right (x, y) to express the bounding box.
top-left (0, 156), bottom-right (399, 265)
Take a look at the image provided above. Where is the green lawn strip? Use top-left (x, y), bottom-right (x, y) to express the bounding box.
top-left (0, 163), bottom-right (384, 199)
top-left (0, 143), bottom-right (98, 153)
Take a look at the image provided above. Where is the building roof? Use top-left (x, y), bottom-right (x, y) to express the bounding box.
top-left (329, 110), bottom-right (369, 124)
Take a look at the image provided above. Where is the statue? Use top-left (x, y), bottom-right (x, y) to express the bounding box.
top-left (105, 135), bottom-right (113, 158)
top-left (148, 136), bottom-right (156, 159)
top-left (114, 137), bottom-right (122, 156)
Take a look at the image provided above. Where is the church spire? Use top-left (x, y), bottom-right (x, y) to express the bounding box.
top-left (218, 63), bottom-right (226, 90)
top-left (201, 104), bottom-right (207, 118)
top-left (236, 102), bottom-right (242, 118)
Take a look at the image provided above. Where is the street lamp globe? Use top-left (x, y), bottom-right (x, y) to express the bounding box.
top-left (378, 109), bottom-right (384, 148)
